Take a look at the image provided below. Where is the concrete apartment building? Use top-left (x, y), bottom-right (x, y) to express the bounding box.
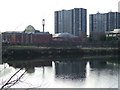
top-left (55, 8), bottom-right (87, 39)
top-left (89, 12), bottom-right (120, 40)
top-left (118, 1), bottom-right (120, 12)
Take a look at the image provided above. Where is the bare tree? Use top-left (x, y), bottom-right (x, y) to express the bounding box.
top-left (0, 68), bottom-right (26, 90)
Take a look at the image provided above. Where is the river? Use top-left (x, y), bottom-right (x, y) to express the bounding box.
top-left (0, 55), bottom-right (119, 88)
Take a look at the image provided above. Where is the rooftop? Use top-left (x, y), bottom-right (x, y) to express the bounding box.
top-left (53, 33), bottom-right (77, 38)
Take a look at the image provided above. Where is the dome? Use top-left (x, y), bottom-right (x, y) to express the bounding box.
top-left (24, 25), bottom-right (36, 34)
top-left (53, 33), bottom-right (76, 38)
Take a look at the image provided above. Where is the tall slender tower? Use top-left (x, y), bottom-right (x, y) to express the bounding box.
top-left (119, 1), bottom-right (120, 12)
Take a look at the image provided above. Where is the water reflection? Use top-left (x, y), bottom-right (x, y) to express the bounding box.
top-left (0, 55), bottom-right (118, 88)
top-left (55, 61), bottom-right (87, 79)
top-left (7, 60), bottom-right (52, 74)
top-left (90, 60), bottom-right (107, 69)
top-left (25, 67), bottom-right (35, 73)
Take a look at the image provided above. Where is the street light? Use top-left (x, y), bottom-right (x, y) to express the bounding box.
top-left (42, 19), bottom-right (45, 32)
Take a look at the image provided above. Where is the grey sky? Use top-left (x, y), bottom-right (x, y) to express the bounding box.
top-left (0, 0), bottom-right (119, 34)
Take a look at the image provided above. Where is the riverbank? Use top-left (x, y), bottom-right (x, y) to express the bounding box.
top-left (2, 46), bottom-right (119, 61)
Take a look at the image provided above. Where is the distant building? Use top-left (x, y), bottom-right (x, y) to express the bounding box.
top-left (89, 12), bottom-right (107, 40)
top-left (89, 12), bottom-right (120, 40)
top-left (52, 33), bottom-right (82, 46)
top-left (55, 8), bottom-right (87, 39)
top-left (2, 25), bottom-right (52, 45)
top-left (105, 29), bottom-right (120, 39)
top-left (118, 1), bottom-right (120, 12)
top-left (53, 33), bottom-right (80, 42)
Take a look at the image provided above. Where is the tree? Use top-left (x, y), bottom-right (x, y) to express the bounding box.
top-left (99, 34), bottom-right (106, 41)
top-left (0, 68), bottom-right (26, 89)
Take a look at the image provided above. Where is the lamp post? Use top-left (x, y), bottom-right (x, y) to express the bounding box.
top-left (42, 19), bottom-right (45, 32)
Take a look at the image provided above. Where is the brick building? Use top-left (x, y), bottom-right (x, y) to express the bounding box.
top-left (2, 25), bottom-right (52, 45)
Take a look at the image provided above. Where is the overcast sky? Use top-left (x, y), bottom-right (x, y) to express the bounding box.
top-left (0, 0), bottom-right (119, 34)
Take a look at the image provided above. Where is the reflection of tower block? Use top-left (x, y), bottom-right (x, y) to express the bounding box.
top-left (55, 61), bottom-right (87, 79)
top-left (0, 33), bottom-right (2, 64)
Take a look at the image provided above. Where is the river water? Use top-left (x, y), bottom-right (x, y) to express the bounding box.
top-left (0, 55), bottom-right (119, 88)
